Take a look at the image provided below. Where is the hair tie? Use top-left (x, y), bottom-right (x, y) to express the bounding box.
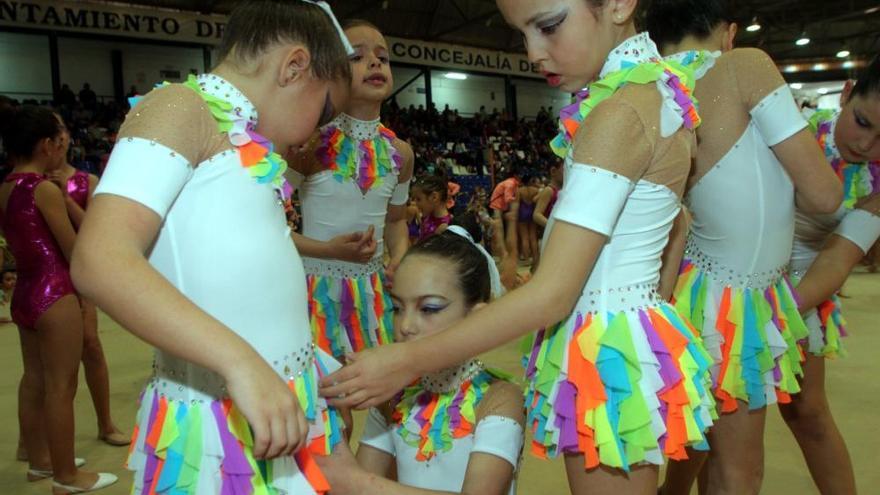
top-left (447, 225), bottom-right (505, 299)
top-left (301, 0), bottom-right (355, 56)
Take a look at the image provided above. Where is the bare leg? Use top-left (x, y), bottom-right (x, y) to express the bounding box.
top-left (659, 448), bottom-right (708, 495)
top-left (528, 222), bottom-right (540, 270)
top-left (564, 454), bottom-right (659, 495)
top-left (79, 299), bottom-right (127, 444)
top-left (35, 294), bottom-right (100, 488)
top-left (703, 401), bottom-right (766, 495)
top-left (778, 353), bottom-right (856, 495)
top-left (517, 221), bottom-right (529, 260)
top-left (18, 326), bottom-right (51, 474)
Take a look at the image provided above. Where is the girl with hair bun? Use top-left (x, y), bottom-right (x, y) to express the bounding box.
top-left (779, 54), bottom-right (880, 495)
top-left (647, 1), bottom-right (843, 493)
top-left (0, 105), bottom-right (118, 492)
top-left (71, 1), bottom-right (356, 492)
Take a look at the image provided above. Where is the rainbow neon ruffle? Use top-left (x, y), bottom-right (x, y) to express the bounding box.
top-left (316, 124), bottom-right (403, 195)
top-left (127, 355), bottom-right (344, 495)
top-left (550, 61), bottom-right (700, 159)
top-left (811, 109), bottom-right (879, 209)
top-left (672, 260), bottom-right (808, 413)
top-left (522, 304), bottom-right (715, 471)
top-left (791, 273), bottom-right (848, 358)
top-left (308, 270), bottom-right (394, 359)
top-left (391, 368), bottom-right (511, 462)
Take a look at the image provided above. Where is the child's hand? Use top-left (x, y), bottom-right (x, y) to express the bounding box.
top-left (224, 357), bottom-right (309, 460)
top-left (329, 225), bottom-right (377, 263)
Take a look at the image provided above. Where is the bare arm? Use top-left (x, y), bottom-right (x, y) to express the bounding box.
top-left (532, 187), bottom-right (552, 228)
top-left (795, 234), bottom-right (864, 313)
top-left (659, 208), bottom-right (690, 300)
top-left (772, 129), bottom-right (842, 214)
top-left (34, 182), bottom-right (77, 262)
top-left (385, 141), bottom-right (415, 281)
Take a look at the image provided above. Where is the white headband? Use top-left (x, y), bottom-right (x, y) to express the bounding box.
top-left (447, 225), bottom-right (506, 300)
top-left (301, 0), bottom-right (355, 56)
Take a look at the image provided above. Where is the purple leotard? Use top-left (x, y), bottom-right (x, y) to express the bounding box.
top-left (2, 173), bottom-right (75, 328)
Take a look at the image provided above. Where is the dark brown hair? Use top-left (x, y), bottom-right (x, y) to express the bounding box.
top-left (218, 0), bottom-right (351, 82)
top-left (0, 106), bottom-right (63, 162)
top-left (407, 231), bottom-right (491, 306)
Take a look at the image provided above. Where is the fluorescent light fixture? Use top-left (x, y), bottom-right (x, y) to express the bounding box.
top-left (843, 61), bottom-right (856, 69)
top-left (817, 88), bottom-right (829, 95)
top-left (746, 17), bottom-right (761, 32)
top-left (796, 35), bottom-right (811, 46)
top-left (444, 72), bottom-right (468, 80)
top-left (837, 50), bottom-right (851, 58)
top-left (784, 65), bottom-right (799, 73)
top-left (790, 83), bottom-right (804, 90)
top-left (812, 63), bottom-right (827, 71)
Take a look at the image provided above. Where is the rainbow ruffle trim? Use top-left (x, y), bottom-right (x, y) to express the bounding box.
top-left (317, 124), bottom-right (402, 195)
top-left (391, 368), bottom-right (511, 462)
top-left (791, 273), bottom-right (848, 358)
top-left (307, 270), bottom-right (394, 359)
top-left (550, 60), bottom-right (700, 158)
top-left (673, 260), bottom-right (808, 413)
top-left (811, 109), bottom-right (879, 209)
top-left (522, 305), bottom-right (715, 471)
top-left (182, 75), bottom-right (293, 203)
top-left (127, 356), bottom-right (344, 495)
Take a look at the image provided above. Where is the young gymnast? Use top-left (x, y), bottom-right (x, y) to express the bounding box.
top-left (47, 158), bottom-right (129, 447)
top-left (0, 107), bottom-right (117, 493)
top-left (323, 1), bottom-right (719, 493)
top-left (489, 166), bottom-right (521, 288)
top-left (412, 176), bottom-right (452, 241)
top-left (779, 55), bottom-right (880, 495)
top-left (645, 2), bottom-right (844, 494)
top-left (70, 1), bottom-right (354, 493)
top-left (290, 19), bottom-right (414, 360)
top-left (532, 160), bottom-right (562, 230)
top-left (320, 230), bottom-right (524, 494)
top-left (517, 175), bottom-right (540, 267)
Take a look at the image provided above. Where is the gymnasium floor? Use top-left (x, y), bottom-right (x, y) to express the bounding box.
top-left (1, 271), bottom-right (877, 494)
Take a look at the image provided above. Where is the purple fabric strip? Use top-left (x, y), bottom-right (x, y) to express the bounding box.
top-left (210, 402), bottom-right (255, 495)
top-left (639, 311), bottom-right (681, 392)
top-left (555, 381), bottom-right (579, 453)
top-left (139, 392), bottom-right (161, 495)
top-left (525, 329), bottom-right (546, 378)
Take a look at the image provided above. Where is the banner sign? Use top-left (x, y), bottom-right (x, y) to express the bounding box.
top-left (0, 0), bottom-right (541, 78)
top-left (386, 37), bottom-right (540, 78)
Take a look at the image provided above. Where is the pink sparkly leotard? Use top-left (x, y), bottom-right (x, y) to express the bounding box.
top-left (66, 169), bottom-right (90, 210)
top-left (2, 172), bottom-right (75, 329)
top-left (418, 213), bottom-right (452, 241)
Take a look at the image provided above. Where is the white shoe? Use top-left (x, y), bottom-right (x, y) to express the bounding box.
top-left (52, 472), bottom-right (118, 494)
top-left (27, 457), bottom-right (87, 481)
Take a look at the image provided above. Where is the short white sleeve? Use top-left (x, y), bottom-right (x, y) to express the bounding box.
top-left (95, 137), bottom-right (193, 219)
top-left (471, 415), bottom-right (524, 469)
top-left (750, 85), bottom-right (808, 146)
top-left (834, 208), bottom-right (880, 254)
top-left (552, 164), bottom-right (634, 236)
top-left (359, 407), bottom-right (396, 456)
top-left (391, 179), bottom-right (411, 206)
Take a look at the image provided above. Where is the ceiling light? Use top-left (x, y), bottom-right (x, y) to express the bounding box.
top-left (790, 83), bottom-right (804, 90)
top-left (843, 61), bottom-right (856, 69)
top-left (812, 63), bottom-right (827, 71)
top-left (817, 88), bottom-right (829, 95)
top-left (445, 72), bottom-right (468, 80)
top-left (866, 6), bottom-right (880, 14)
top-left (784, 65), bottom-right (800, 73)
top-left (796, 33), bottom-right (811, 46)
top-left (746, 17), bottom-right (761, 32)
top-left (837, 50), bottom-right (851, 58)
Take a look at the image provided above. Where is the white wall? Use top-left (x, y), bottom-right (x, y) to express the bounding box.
top-left (390, 66), bottom-right (425, 109)
top-left (0, 32), bottom-right (52, 100)
top-left (431, 72), bottom-right (506, 116)
top-left (514, 79), bottom-right (573, 120)
top-left (63, 39), bottom-right (205, 95)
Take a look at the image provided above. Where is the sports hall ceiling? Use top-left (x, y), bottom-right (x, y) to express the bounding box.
top-left (113, 0), bottom-right (880, 81)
